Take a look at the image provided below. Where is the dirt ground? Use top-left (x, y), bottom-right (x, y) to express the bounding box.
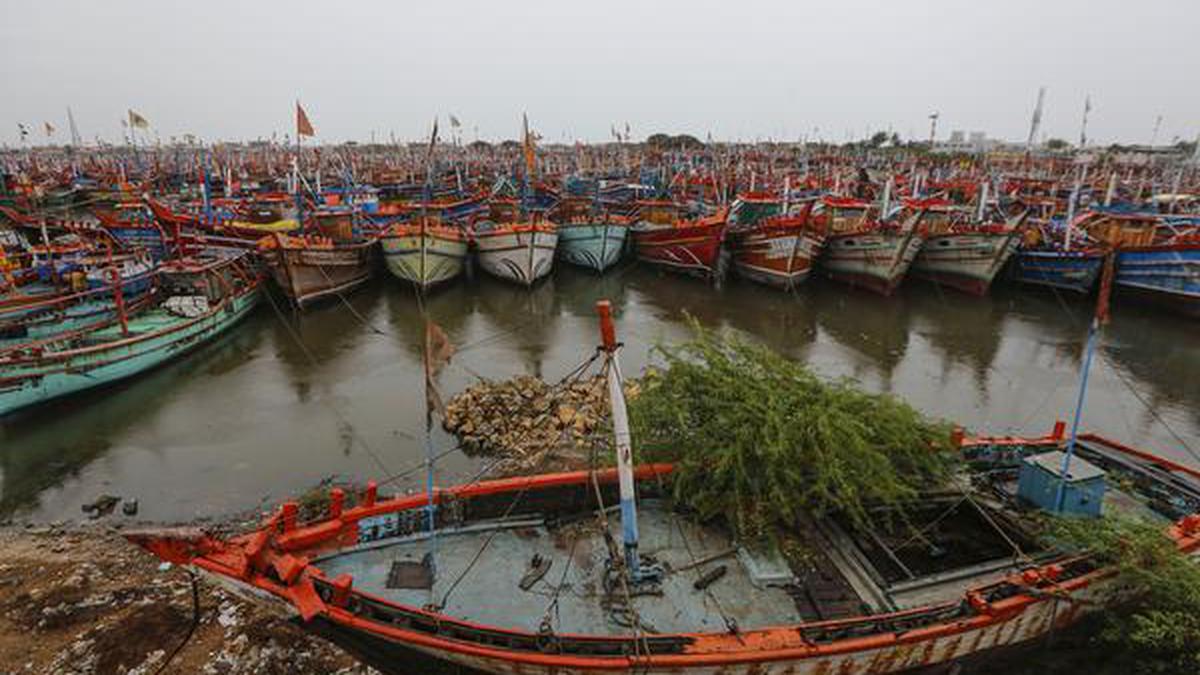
top-left (0, 524), bottom-right (377, 675)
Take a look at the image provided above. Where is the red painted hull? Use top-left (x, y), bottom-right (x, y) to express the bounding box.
top-left (730, 222), bottom-right (824, 290)
top-left (632, 218), bottom-right (726, 277)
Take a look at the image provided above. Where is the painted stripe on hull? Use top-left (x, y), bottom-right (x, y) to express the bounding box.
top-left (475, 231), bottom-right (558, 286)
top-left (557, 223), bottom-right (627, 272)
top-left (380, 234), bottom-right (469, 289)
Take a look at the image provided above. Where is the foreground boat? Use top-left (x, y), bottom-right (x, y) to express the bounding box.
top-left (0, 250), bottom-right (261, 416)
top-left (126, 425), bottom-right (1200, 675)
top-left (379, 216), bottom-right (470, 290)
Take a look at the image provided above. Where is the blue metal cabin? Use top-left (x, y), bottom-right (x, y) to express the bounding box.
top-left (1017, 450), bottom-right (1106, 517)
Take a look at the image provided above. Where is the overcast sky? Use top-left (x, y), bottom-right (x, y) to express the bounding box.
top-left (2, 0), bottom-right (1196, 146)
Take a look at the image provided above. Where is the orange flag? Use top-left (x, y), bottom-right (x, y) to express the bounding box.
top-left (522, 113), bottom-right (536, 176)
top-left (296, 102), bottom-right (315, 138)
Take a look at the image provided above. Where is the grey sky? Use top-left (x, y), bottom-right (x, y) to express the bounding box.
top-left (2, 0), bottom-right (1196, 146)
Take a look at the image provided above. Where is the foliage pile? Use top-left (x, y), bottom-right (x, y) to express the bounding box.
top-left (1047, 517), bottom-right (1200, 674)
top-left (628, 323), bottom-right (955, 540)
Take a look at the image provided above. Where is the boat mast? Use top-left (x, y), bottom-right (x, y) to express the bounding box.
top-left (1055, 255), bottom-right (1114, 511)
top-left (595, 300), bottom-right (656, 582)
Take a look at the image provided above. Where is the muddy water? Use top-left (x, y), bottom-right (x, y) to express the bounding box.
top-left (2, 265), bottom-right (1197, 522)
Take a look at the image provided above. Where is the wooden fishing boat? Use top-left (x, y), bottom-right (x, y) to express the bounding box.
top-left (258, 233), bottom-right (378, 309)
top-left (552, 198), bottom-right (630, 273)
top-left (1078, 211), bottom-right (1200, 318)
top-left (631, 201), bottom-right (728, 279)
top-left (728, 201), bottom-right (824, 290)
top-left (379, 216), bottom-right (470, 290)
top-left (0, 250), bottom-right (261, 416)
top-left (1114, 240), bottom-right (1200, 318)
top-left (911, 201), bottom-right (1027, 296)
top-left (472, 214), bottom-right (558, 287)
top-left (817, 197), bottom-right (924, 296)
top-left (126, 422), bottom-right (1200, 673)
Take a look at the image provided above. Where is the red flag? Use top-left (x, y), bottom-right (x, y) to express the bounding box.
top-left (296, 102), bottom-right (315, 138)
top-left (1094, 253), bottom-right (1115, 325)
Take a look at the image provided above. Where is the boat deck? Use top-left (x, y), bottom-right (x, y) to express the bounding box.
top-left (316, 502), bottom-right (808, 635)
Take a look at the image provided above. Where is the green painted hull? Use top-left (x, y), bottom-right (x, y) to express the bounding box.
top-left (557, 222), bottom-right (627, 272)
top-left (380, 232), bottom-right (469, 289)
top-left (0, 288), bottom-right (260, 415)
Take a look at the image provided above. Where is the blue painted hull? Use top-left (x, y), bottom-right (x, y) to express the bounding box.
top-left (557, 222), bottom-right (627, 272)
top-left (1115, 245), bottom-right (1200, 318)
top-left (1010, 250), bottom-right (1105, 294)
top-left (0, 287), bottom-right (260, 415)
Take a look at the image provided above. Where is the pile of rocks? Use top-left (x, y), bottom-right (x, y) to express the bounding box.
top-left (443, 374), bottom-right (615, 465)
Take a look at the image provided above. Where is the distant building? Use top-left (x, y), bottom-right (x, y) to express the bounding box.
top-left (949, 130), bottom-right (965, 144)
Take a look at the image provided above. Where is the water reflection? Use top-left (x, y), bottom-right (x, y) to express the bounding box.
top-left (1, 268), bottom-right (1196, 522)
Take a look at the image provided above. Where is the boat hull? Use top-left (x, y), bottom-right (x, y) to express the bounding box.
top-left (474, 228), bottom-right (558, 286)
top-left (557, 222), bottom-right (627, 272)
top-left (380, 229), bottom-right (469, 289)
top-left (731, 227), bottom-right (824, 290)
top-left (263, 241), bottom-right (377, 308)
top-left (912, 231), bottom-right (1021, 296)
top-left (1010, 250), bottom-right (1105, 294)
top-left (821, 230), bottom-right (922, 296)
top-left (0, 288), bottom-right (260, 415)
top-left (1114, 244), bottom-right (1200, 318)
top-left (308, 585), bottom-right (1105, 675)
top-left (632, 221), bottom-right (725, 277)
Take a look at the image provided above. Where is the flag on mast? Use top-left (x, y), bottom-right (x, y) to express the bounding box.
top-left (43, 122), bottom-right (56, 137)
top-left (296, 102), bottom-right (315, 138)
top-left (128, 110), bottom-right (149, 129)
top-left (448, 114), bottom-right (461, 128)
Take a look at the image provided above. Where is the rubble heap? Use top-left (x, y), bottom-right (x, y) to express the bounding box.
top-left (443, 374), bottom-right (622, 466)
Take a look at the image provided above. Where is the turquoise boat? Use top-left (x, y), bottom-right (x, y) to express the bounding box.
top-left (0, 251), bottom-right (261, 416)
top-left (551, 196), bottom-right (630, 273)
top-left (556, 217), bottom-right (630, 273)
top-left (0, 285), bottom-right (158, 346)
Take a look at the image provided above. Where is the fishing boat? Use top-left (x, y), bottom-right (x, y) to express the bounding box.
top-left (1078, 210), bottom-right (1200, 318)
top-left (631, 201), bottom-right (729, 280)
top-left (127, 304), bottom-right (1200, 675)
top-left (258, 232), bottom-right (378, 308)
top-left (0, 250), bottom-right (261, 416)
top-left (1114, 235), bottom-right (1200, 318)
top-left (910, 199), bottom-right (1027, 296)
top-left (728, 201), bottom-right (825, 290)
top-left (472, 201), bottom-right (558, 286)
top-left (816, 196), bottom-right (925, 296)
top-left (552, 197), bottom-right (630, 273)
top-left (379, 216), bottom-right (470, 290)
top-left (1009, 214), bottom-right (1106, 295)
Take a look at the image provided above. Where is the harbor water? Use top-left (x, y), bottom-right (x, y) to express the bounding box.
top-left (2, 265), bottom-right (1197, 523)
